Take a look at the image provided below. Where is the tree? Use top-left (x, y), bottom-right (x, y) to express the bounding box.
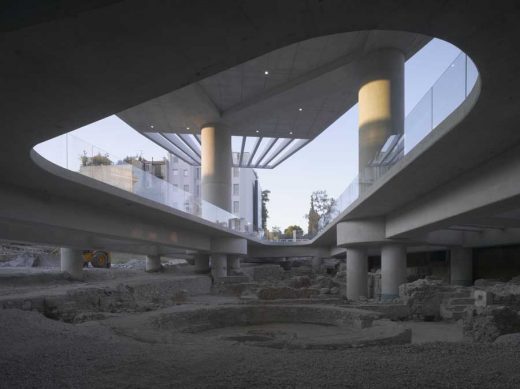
top-left (306, 200), bottom-right (320, 237)
top-left (284, 225), bottom-right (303, 239)
top-left (122, 154), bottom-right (143, 164)
top-left (261, 189), bottom-right (270, 230)
top-left (304, 190), bottom-right (336, 236)
top-left (80, 151), bottom-right (113, 167)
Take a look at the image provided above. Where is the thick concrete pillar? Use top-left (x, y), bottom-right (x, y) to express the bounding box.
top-left (381, 244), bottom-right (407, 300)
top-left (346, 247), bottom-right (368, 300)
top-left (211, 254), bottom-right (227, 278)
top-left (227, 255), bottom-right (241, 274)
top-left (194, 253), bottom-right (210, 273)
top-left (450, 248), bottom-right (473, 286)
top-left (60, 248), bottom-right (84, 280)
top-left (358, 49), bottom-right (404, 185)
top-left (146, 254), bottom-right (162, 272)
top-left (201, 125), bottom-right (232, 211)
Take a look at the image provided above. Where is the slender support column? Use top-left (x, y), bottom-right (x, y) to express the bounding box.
top-left (381, 244), bottom-right (407, 301)
top-left (194, 253), bottom-right (210, 273)
top-left (450, 248), bottom-right (473, 286)
top-left (346, 247), bottom-right (368, 300)
top-left (201, 125), bottom-right (232, 211)
top-left (146, 254), bottom-right (162, 272)
top-left (227, 255), bottom-right (241, 275)
top-left (60, 248), bottom-right (84, 280)
top-left (358, 49), bottom-right (404, 187)
top-left (211, 254), bottom-right (227, 278)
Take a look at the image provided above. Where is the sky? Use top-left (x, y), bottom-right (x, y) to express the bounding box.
top-left (35, 38), bottom-right (461, 232)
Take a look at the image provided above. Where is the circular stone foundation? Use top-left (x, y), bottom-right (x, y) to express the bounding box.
top-left (120, 304), bottom-right (412, 349)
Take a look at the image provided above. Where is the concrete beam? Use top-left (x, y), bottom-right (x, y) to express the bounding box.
top-left (386, 144), bottom-right (520, 238)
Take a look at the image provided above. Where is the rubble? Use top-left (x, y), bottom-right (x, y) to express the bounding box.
top-left (286, 275), bottom-right (312, 289)
top-left (493, 332), bottom-right (520, 346)
top-left (257, 287), bottom-right (320, 300)
top-left (399, 278), bottom-right (454, 320)
top-left (463, 305), bottom-right (520, 342)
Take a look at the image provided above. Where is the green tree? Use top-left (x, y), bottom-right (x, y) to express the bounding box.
top-left (306, 200), bottom-right (320, 237)
top-left (80, 151), bottom-right (113, 167)
top-left (284, 225), bottom-right (303, 239)
top-left (261, 189), bottom-right (271, 230)
top-left (304, 190), bottom-right (336, 236)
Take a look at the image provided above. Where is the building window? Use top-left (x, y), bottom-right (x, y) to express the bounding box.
top-left (183, 184), bottom-right (189, 193)
top-left (184, 201), bottom-right (190, 212)
top-left (195, 185), bottom-right (200, 196)
top-left (172, 169), bottom-right (178, 176)
top-left (196, 167), bottom-right (200, 180)
top-left (233, 167), bottom-right (239, 177)
top-left (173, 156), bottom-right (179, 163)
top-left (233, 201), bottom-right (239, 214)
top-left (183, 169), bottom-right (188, 177)
top-left (233, 183), bottom-right (239, 196)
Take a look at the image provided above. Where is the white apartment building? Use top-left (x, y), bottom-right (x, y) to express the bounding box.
top-left (168, 153), bottom-right (262, 232)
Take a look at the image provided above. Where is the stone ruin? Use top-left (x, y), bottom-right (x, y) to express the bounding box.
top-left (398, 275), bottom-right (520, 342)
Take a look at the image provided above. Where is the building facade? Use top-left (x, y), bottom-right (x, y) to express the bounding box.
top-left (168, 153), bottom-right (261, 232)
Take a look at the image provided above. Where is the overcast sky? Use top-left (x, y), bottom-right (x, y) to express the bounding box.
top-left (35, 38), bottom-right (461, 232)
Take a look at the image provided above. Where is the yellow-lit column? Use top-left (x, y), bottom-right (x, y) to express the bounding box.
top-left (358, 49), bottom-right (404, 186)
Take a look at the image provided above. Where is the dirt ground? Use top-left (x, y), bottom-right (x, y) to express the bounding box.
top-left (1, 308), bottom-right (520, 389)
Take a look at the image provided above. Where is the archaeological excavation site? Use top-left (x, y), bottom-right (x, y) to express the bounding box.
top-left (2, 244), bottom-right (520, 388)
top-left (2, 1), bottom-right (520, 388)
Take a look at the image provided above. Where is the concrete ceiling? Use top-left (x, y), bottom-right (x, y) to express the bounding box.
top-left (118, 31), bottom-right (429, 144)
top-left (3, 1), bottom-right (520, 254)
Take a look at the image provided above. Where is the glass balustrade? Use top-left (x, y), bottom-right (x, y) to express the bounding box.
top-left (34, 133), bottom-right (255, 237)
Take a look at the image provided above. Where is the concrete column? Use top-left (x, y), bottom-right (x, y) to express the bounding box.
top-left (450, 248), bottom-right (473, 286)
top-left (211, 254), bottom-right (227, 278)
top-left (60, 248), bottom-right (84, 280)
top-left (201, 125), bottom-right (232, 211)
top-left (346, 247), bottom-right (368, 300)
top-left (146, 254), bottom-right (162, 272)
top-left (358, 49), bottom-right (404, 185)
top-left (227, 255), bottom-right (241, 274)
top-left (381, 244), bottom-right (407, 300)
top-left (194, 253), bottom-right (210, 273)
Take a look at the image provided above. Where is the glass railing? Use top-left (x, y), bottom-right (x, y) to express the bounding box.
top-left (34, 133), bottom-right (261, 237)
top-left (317, 52), bottom-right (478, 234)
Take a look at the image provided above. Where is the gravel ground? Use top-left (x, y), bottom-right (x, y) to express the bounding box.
top-left (1, 309), bottom-right (520, 388)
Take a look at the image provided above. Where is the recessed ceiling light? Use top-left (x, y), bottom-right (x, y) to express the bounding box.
top-left (264, 70), bottom-right (269, 75)
top-left (289, 131), bottom-right (293, 135)
top-left (186, 127), bottom-right (190, 130)
top-left (298, 108), bottom-right (303, 112)
top-left (256, 130), bottom-right (260, 133)
top-left (150, 125), bottom-right (154, 129)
